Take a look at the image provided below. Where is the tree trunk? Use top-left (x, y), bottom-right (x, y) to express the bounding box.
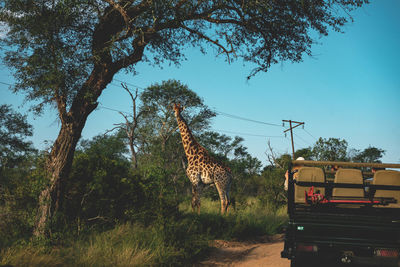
top-left (129, 139), bottom-right (138, 169)
top-left (33, 67), bottom-right (108, 237)
top-left (33, 113), bottom-right (92, 237)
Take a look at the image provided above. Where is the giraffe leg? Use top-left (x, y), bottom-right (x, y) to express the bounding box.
top-left (215, 182), bottom-right (229, 215)
top-left (226, 178), bottom-right (232, 212)
top-left (191, 184), bottom-right (201, 215)
top-left (226, 190), bottom-right (231, 213)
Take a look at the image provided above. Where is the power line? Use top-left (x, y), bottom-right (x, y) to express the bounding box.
top-left (0, 81), bottom-right (13, 87)
top-left (213, 128), bottom-right (284, 138)
top-left (303, 128), bottom-right (318, 141)
top-left (294, 132), bottom-right (312, 146)
top-left (98, 104), bottom-right (130, 115)
top-left (216, 110), bottom-right (282, 127)
top-left (109, 82), bottom-right (131, 89)
top-left (113, 78), bottom-right (145, 91)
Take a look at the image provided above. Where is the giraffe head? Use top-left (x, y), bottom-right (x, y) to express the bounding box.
top-left (173, 103), bottom-right (185, 116)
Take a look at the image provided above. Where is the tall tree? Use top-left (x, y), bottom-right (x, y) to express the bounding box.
top-left (0, 0), bottom-right (369, 236)
top-left (312, 137), bottom-right (348, 161)
top-left (140, 79), bottom-right (214, 152)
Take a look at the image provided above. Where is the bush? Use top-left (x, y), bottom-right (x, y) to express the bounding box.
top-left (0, 153), bottom-right (47, 250)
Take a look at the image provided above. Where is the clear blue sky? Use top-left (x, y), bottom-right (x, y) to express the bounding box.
top-left (1, 1), bottom-right (399, 165)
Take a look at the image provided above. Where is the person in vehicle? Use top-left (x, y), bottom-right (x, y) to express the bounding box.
top-left (284, 157), bottom-right (305, 191)
top-left (331, 165), bottom-right (339, 171)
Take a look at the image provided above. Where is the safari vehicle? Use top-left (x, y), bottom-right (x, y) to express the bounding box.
top-left (281, 160), bottom-right (400, 267)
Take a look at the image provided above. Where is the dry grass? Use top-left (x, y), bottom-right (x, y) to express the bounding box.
top-left (70, 224), bottom-right (156, 267)
top-left (1, 246), bottom-right (64, 267)
top-left (0, 224), bottom-right (166, 267)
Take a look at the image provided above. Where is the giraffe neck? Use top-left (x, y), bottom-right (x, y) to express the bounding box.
top-left (175, 112), bottom-right (202, 160)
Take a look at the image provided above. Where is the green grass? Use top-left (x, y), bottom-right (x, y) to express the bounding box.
top-left (1, 198), bottom-right (288, 266)
top-left (65, 223), bottom-right (161, 266)
top-left (179, 197), bottom-right (288, 240)
top-left (0, 223), bottom-right (202, 266)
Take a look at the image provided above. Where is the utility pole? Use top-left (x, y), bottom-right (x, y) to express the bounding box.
top-left (283, 120), bottom-right (305, 160)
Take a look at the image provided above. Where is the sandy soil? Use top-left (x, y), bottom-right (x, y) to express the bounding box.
top-left (195, 234), bottom-right (290, 267)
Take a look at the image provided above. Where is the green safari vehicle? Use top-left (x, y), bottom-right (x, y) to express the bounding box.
top-left (281, 160), bottom-right (400, 267)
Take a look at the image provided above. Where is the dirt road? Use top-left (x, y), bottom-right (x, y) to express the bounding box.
top-left (196, 235), bottom-right (290, 267)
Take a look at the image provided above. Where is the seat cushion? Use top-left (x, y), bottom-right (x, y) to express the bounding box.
top-left (373, 170), bottom-right (400, 208)
top-left (333, 169), bottom-right (364, 197)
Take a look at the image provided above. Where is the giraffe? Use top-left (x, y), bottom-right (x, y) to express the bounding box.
top-left (173, 103), bottom-right (232, 215)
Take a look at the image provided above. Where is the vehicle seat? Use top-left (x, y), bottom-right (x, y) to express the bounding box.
top-left (373, 170), bottom-right (400, 208)
top-left (295, 167), bottom-right (325, 203)
top-left (332, 169), bottom-right (364, 197)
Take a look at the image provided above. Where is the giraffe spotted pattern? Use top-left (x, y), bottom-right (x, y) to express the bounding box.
top-left (173, 103), bottom-right (232, 214)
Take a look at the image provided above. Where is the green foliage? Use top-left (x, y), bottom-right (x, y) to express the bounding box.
top-left (1, 1), bottom-right (369, 114)
top-left (352, 146), bottom-right (385, 163)
top-left (312, 137), bottom-right (349, 161)
top-left (59, 131), bottom-right (189, 233)
top-left (199, 132), bottom-right (249, 159)
top-left (0, 152), bottom-right (47, 249)
top-left (295, 148), bottom-right (313, 161)
top-left (273, 139), bottom-right (385, 165)
top-left (140, 79), bottom-right (215, 145)
top-left (0, 0), bottom-right (95, 114)
top-left (61, 133), bottom-right (146, 230)
top-left (0, 105), bottom-right (45, 247)
top-left (260, 168), bottom-right (287, 211)
top-left (274, 153), bottom-right (293, 170)
top-left (0, 104), bottom-right (35, 169)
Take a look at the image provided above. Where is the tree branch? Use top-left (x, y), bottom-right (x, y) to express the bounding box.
top-left (103, 125), bottom-right (124, 136)
top-left (111, 38), bottom-right (145, 69)
top-left (181, 24), bottom-right (234, 63)
top-left (103, 0), bottom-right (131, 30)
top-left (266, 140), bottom-right (283, 168)
top-left (87, 215), bottom-right (109, 222)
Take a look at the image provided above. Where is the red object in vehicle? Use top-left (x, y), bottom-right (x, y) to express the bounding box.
top-left (304, 186), bottom-right (394, 205)
top-left (375, 248), bottom-right (399, 258)
top-left (304, 187), bottom-right (327, 204)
